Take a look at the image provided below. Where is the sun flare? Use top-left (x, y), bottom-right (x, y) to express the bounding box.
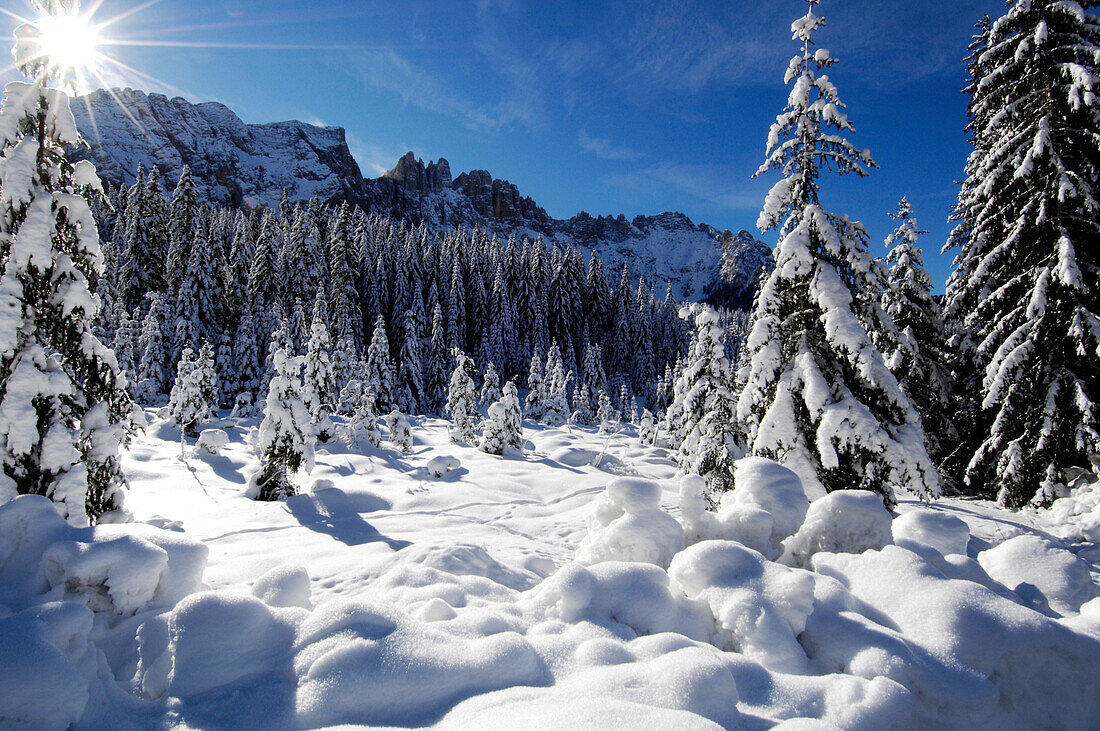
top-left (34, 10), bottom-right (102, 77)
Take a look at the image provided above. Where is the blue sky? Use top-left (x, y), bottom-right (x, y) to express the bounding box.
top-left (8, 0), bottom-right (1009, 290)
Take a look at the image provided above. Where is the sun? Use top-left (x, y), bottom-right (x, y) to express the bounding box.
top-left (35, 9), bottom-right (102, 75)
top-left (12, 4), bottom-right (105, 89)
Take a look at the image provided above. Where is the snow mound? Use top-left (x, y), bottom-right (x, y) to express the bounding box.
top-left (680, 459), bottom-right (808, 559)
top-left (892, 509), bottom-right (970, 556)
top-left (0, 495), bottom-right (207, 616)
top-left (0, 602), bottom-right (99, 729)
top-left (1042, 477), bottom-right (1100, 543)
top-left (195, 428), bottom-right (229, 455)
top-left (670, 541), bottom-right (815, 674)
top-left (525, 561), bottom-right (712, 640)
top-left (575, 477), bottom-right (683, 568)
top-left (548, 445), bottom-right (600, 468)
top-left (977, 534), bottom-right (1098, 616)
top-left (294, 601), bottom-right (548, 728)
top-left (811, 545), bottom-right (1100, 727)
top-left (427, 455), bottom-right (462, 478)
top-left (252, 565), bottom-right (313, 609)
top-left (782, 490), bottom-right (892, 567)
top-left (397, 542), bottom-right (537, 591)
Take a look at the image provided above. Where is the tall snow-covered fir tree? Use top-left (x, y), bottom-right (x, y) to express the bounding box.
top-left (302, 295), bottom-right (336, 443)
top-left (881, 198), bottom-right (958, 474)
top-left (423, 304), bottom-right (449, 415)
top-left (945, 0), bottom-right (1100, 507)
top-left (736, 0), bottom-right (938, 507)
top-left (447, 348), bottom-right (479, 444)
top-left (168, 342), bottom-right (217, 438)
top-left (524, 351), bottom-right (546, 420)
top-left (365, 314), bottom-right (395, 414)
top-left (542, 342), bottom-right (571, 426)
top-left (251, 348), bottom-right (314, 501)
top-left (666, 306), bottom-right (742, 504)
top-left (0, 9), bottom-right (136, 524)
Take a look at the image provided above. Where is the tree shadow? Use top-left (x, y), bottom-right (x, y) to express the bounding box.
top-left (285, 487), bottom-right (409, 549)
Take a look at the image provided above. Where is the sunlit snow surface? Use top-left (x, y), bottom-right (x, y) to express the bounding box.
top-left (1, 411), bottom-right (1099, 729)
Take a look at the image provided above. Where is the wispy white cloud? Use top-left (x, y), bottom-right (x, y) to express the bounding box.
top-left (353, 49), bottom-right (532, 132)
top-left (346, 132), bottom-right (421, 177)
top-left (577, 130), bottom-right (644, 162)
top-left (605, 160), bottom-right (763, 212)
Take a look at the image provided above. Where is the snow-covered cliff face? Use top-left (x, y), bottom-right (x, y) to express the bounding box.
top-left (71, 88), bottom-right (371, 209)
top-left (72, 89), bottom-right (772, 305)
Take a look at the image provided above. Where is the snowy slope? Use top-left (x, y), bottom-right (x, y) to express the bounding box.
top-left (70, 90), bottom-right (772, 304)
top-left (2, 413), bottom-right (1098, 728)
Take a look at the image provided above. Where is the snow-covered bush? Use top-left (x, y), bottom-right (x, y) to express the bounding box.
top-left (427, 455), bottom-right (461, 479)
top-left (479, 402), bottom-right (510, 456)
top-left (230, 391), bottom-right (259, 419)
top-left (248, 349), bottom-right (314, 501)
top-left (195, 429), bottom-right (229, 456)
top-left (782, 490), bottom-right (893, 568)
top-left (387, 410), bottom-right (413, 453)
top-left (680, 458), bottom-right (808, 560)
top-left (343, 394), bottom-right (381, 448)
top-left (575, 477), bottom-right (683, 568)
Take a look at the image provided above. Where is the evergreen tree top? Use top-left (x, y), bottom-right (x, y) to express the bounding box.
top-left (755, 0), bottom-right (876, 235)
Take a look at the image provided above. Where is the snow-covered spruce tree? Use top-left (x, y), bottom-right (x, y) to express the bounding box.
top-left (480, 361), bottom-right (502, 408)
top-left (619, 382), bottom-right (638, 425)
top-left (302, 299), bottom-right (336, 443)
top-left (945, 1), bottom-right (1100, 507)
top-left (397, 307), bottom-right (424, 414)
top-left (638, 408), bottom-right (657, 446)
top-left (941, 16), bottom-right (995, 494)
top-left (665, 306), bottom-right (742, 502)
top-left (165, 166), bottom-right (198, 296)
top-left (446, 348), bottom-right (479, 444)
top-left (343, 389), bottom-right (381, 448)
top-left (501, 379), bottom-right (523, 451)
top-left (881, 198), bottom-right (958, 471)
top-left (251, 348), bottom-right (314, 501)
top-left (523, 351), bottom-right (546, 420)
top-left (0, 18), bottom-right (136, 523)
top-left (424, 304), bottom-right (449, 415)
top-left (737, 1), bottom-right (937, 507)
top-left (136, 294), bottom-right (170, 403)
top-left (230, 311), bottom-right (261, 404)
top-left (386, 409), bottom-right (412, 453)
top-left (365, 315), bottom-right (395, 415)
top-left (542, 341), bottom-right (571, 426)
top-left (596, 389), bottom-right (618, 434)
top-left (479, 381), bottom-right (522, 455)
top-left (168, 343), bottom-right (217, 438)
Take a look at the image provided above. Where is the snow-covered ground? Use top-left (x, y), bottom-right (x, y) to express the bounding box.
top-left (2, 411), bottom-right (1099, 729)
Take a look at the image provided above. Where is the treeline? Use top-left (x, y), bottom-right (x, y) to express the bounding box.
top-left (90, 167), bottom-right (692, 419)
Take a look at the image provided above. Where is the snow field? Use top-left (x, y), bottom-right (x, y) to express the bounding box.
top-left (0, 411), bottom-right (1098, 728)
